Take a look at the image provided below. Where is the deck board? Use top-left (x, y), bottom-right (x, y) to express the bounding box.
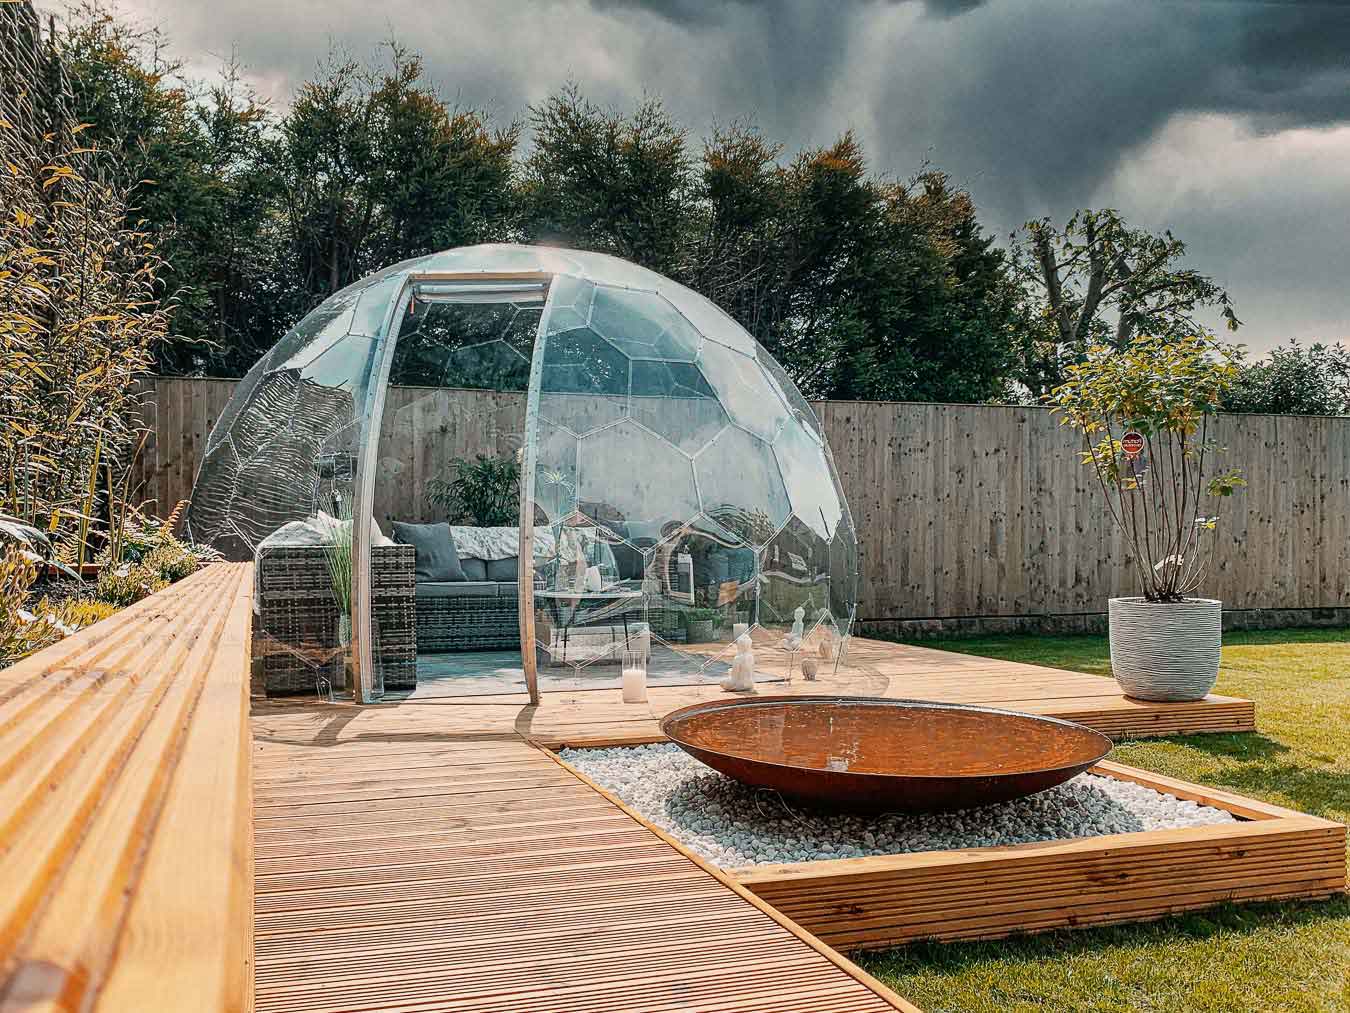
top-left (253, 633), bottom-right (1252, 749)
top-left (251, 730), bottom-right (915, 1013)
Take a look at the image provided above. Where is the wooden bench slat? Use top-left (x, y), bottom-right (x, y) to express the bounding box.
top-left (0, 564), bottom-right (254, 1012)
top-left (95, 565), bottom-right (254, 1012)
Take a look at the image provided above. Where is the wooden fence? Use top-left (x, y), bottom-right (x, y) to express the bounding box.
top-left (133, 376), bottom-right (1350, 629)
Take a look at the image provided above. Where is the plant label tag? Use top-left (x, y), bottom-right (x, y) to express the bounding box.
top-left (1121, 431), bottom-right (1145, 459)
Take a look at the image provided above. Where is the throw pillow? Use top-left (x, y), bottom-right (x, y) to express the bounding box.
top-left (485, 556), bottom-right (518, 582)
top-left (391, 521), bottom-right (465, 582)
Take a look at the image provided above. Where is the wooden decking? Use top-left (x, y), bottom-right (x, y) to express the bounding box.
top-left (0, 561), bottom-right (1265, 1011)
top-left (251, 725), bottom-right (917, 1013)
top-left (730, 760), bottom-right (1347, 950)
top-left (0, 563), bottom-right (254, 1011)
top-left (250, 631), bottom-right (1255, 1011)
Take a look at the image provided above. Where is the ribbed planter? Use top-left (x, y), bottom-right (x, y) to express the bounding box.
top-left (684, 619), bottom-right (715, 644)
top-left (1108, 597), bottom-right (1221, 701)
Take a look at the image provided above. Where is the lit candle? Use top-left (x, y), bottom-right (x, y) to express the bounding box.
top-left (622, 666), bottom-right (647, 703)
top-left (621, 649), bottom-right (647, 703)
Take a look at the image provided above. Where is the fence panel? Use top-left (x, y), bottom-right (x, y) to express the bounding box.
top-left (133, 377), bottom-right (1350, 623)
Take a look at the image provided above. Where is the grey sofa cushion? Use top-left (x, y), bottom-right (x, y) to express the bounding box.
top-left (391, 521), bottom-right (465, 582)
top-left (415, 581), bottom-right (498, 599)
top-left (460, 557), bottom-right (488, 581)
top-left (485, 556), bottom-right (518, 582)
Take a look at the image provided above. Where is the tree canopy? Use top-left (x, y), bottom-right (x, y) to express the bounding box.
top-left (52, 6), bottom-right (1022, 402)
top-left (1224, 340), bottom-right (1350, 416)
top-left (52, 3), bottom-right (1284, 412)
top-left (1008, 209), bottom-right (1241, 399)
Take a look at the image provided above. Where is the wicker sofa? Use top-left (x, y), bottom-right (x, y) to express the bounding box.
top-left (254, 544), bottom-right (417, 696)
top-left (252, 522), bottom-right (731, 696)
top-left (415, 577), bottom-right (522, 651)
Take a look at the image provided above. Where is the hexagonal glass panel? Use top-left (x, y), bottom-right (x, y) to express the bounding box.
top-left (773, 418), bottom-right (846, 542)
top-left (694, 425), bottom-right (791, 546)
top-left (531, 419), bottom-right (579, 526)
top-left (629, 360), bottom-right (728, 454)
top-left (758, 347), bottom-right (824, 445)
top-left (538, 326), bottom-right (630, 435)
top-left (589, 285), bottom-right (701, 362)
top-left (696, 339), bottom-right (789, 443)
top-left (575, 419), bottom-right (700, 536)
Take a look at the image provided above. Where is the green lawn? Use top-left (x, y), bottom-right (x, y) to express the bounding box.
top-left (857, 628), bottom-right (1350, 1013)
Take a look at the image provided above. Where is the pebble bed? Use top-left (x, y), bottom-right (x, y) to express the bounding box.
top-left (560, 742), bottom-right (1237, 868)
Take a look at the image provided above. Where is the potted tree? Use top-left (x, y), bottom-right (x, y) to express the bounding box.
top-left (1050, 335), bottom-right (1245, 701)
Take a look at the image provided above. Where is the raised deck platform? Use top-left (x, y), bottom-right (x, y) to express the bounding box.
top-left (249, 629), bottom-right (1257, 1011)
top-left (350, 634), bottom-right (1256, 746)
top-left (0, 565), bottom-right (1266, 1011)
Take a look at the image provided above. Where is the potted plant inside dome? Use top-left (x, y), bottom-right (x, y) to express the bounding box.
top-left (1049, 334), bottom-right (1245, 701)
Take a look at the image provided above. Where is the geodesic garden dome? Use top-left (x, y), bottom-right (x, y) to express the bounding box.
top-left (187, 244), bottom-right (857, 702)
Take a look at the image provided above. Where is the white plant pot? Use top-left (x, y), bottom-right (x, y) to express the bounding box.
top-left (1108, 597), bottom-right (1221, 702)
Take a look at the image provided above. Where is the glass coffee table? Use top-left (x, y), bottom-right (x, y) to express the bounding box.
top-left (534, 589), bottom-right (646, 665)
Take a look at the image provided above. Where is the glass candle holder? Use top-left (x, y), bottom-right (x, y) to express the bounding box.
top-left (621, 649), bottom-right (648, 704)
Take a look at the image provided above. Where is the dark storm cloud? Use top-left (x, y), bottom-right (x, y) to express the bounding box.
top-left (120, 0), bottom-right (1350, 347)
top-left (588, 0), bottom-right (988, 24)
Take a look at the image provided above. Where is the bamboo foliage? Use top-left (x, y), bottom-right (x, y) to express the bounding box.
top-left (0, 113), bottom-right (169, 544)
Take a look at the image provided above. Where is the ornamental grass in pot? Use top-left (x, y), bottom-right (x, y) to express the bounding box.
top-left (1050, 335), bottom-right (1245, 701)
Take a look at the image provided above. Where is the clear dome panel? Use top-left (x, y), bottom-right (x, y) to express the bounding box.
top-left (186, 333), bottom-right (381, 558)
top-left (773, 419), bottom-right (846, 542)
top-left (696, 340), bottom-right (790, 443)
top-left (758, 348), bottom-right (824, 445)
top-left (628, 357), bottom-right (727, 455)
top-left (186, 262), bottom-right (409, 702)
top-left (759, 515), bottom-right (837, 624)
top-left (693, 425), bottom-right (791, 546)
top-left (388, 299), bottom-right (538, 390)
top-left (531, 419), bottom-right (579, 526)
top-left (575, 419), bottom-right (700, 537)
top-left (661, 284), bottom-right (759, 357)
top-left (589, 286), bottom-right (701, 362)
top-left (526, 253), bottom-right (855, 689)
top-left (543, 274), bottom-right (595, 335)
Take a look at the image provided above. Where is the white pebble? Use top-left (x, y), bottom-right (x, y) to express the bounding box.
top-left (560, 743), bottom-right (1237, 868)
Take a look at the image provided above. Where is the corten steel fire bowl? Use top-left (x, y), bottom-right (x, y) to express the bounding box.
top-left (659, 696), bottom-right (1113, 812)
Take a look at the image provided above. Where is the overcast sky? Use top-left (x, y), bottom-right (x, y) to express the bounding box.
top-left (116, 0), bottom-right (1350, 355)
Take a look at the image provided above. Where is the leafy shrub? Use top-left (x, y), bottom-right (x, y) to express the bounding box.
top-left (41, 597), bottom-right (118, 629)
top-left (94, 563), bottom-right (168, 608)
top-left (427, 455), bottom-right (520, 526)
top-left (0, 548), bottom-right (42, 664)
top-left (0, 543), bottom-right (117, 664)
top-left (1049, 334), bottom-right (1246, 602)
top-left (0, 514), bottom-right (80, 579)
top-left (142, 541), bottom-right (201, 583)
top-left (1224, 340), bottom-right (1350, 416)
